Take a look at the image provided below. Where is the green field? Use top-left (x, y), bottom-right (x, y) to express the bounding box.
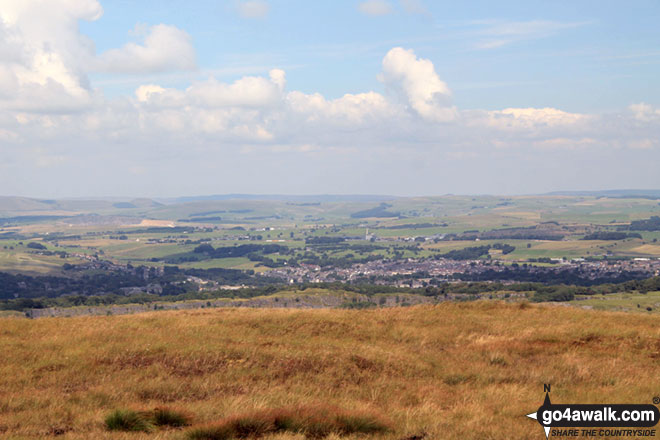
top-left (571, 291), bottom-right (660, 313)
top-left (2, 194), bottom-right (660, 275)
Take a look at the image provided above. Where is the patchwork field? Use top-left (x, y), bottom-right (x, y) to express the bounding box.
top-left (0, 245), bottom-right (89, 275)
top-left (1, 303), bottom-right (660, 439)
top-left (3, 194), bottom-right (660, 277)
top-left (572, 291), bottom-right (660, 313)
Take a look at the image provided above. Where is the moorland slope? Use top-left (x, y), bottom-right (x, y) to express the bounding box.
top-left (1, 302), bottom-right (659, 439)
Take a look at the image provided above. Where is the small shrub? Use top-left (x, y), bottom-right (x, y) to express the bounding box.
top-left (231, 416), bottom-right (274, 437)
top-left (151, 407), bottom-right (193, 427)
top-left (187, 424), bottom-right (235, 440)
top-left (300, 418), bottom-right (336, 439)
top-left (185, 405), bottom-right (391, 439)
top-left (271, 412), bottom-right (296, 431)
top-left (105, 407), bottom-right (191, 432)
top-left (105, 409), bottom-right (152, 432)
top-left (401, 433), bottom-right (428, 440)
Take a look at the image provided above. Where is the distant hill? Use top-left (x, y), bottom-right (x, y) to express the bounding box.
top-left (545, 189), bottom-right (660, 199)
top-left (113, 198), bottom-right (164, 209)
top-left (165, 194), bottom-right (397, 203)
top-left (0, 196), bottom-right (164, 216)
top-left (0, 196), bottom-right (58, 212)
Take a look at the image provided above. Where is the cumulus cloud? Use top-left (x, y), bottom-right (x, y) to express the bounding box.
top-left (285, 91), bottom-right (394, 127)
top-left (628, 139), bottom-right (657, 150)
top-left (358, 0), bottom-right (393, 16)
top-left (129, 69), bottom-right (399, 143)
top-left (1, 2), bottom-right (659, 196)
top-left (94, 24), bottom-right (195, 73)
top-left (135, 84), bottom-right (167, 102)
top-left (236, 1), bottom-right (270, 19)
top-left (2, 11), bottom-right (655, 157)
top-left (0, 0), bottom-right (102, 111)
top-left (189, 74), bottom-right (282, 108)
top-left (629, 103), bottom-right (660, 122)
top-left (485, 107), bottom-right (588, 130)
top-left (136, 69), bottom-right (285, 109)
top-left (0, 0), bottom-right (197, 113)
top-left (380, 47), bottom-right (456, 122)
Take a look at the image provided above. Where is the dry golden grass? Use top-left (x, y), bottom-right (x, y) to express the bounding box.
top-left (630, 244), bottom-right (660, 255)
top-left (498, 211), bottom-right (542, 220)
top-left (139, 220), bottom-right (175, 228)
top-left (1, 303), bottom-right (660, 439)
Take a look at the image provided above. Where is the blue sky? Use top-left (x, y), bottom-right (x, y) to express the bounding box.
top-left (1, 0), bottom-right (660, 197)
top-left (82, 0), bottom-right (660, 112)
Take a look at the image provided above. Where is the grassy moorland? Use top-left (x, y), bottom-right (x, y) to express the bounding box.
top-left (1, 303), bottom-right (660, 439)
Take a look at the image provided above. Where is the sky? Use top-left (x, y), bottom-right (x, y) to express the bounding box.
top-left (1, 0), bottom-right (660, 198)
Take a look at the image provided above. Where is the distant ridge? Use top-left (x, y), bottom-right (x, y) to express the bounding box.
top-left (545, 189), bottom-right (660, 199)
top-left (165, 194), bottom-right (397, 203)
top-left (0, 196), bottom-right (163, 216)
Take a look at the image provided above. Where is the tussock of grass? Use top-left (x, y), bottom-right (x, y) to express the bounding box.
top-left (335, 413), bottom-right (392, 435)
top-left (186, 405), bottom-right (392, 439)
top-left (151, 406), bottom-right (194, 427)
top-left (188, 424), bottom-right (235, 440)
top-left (104, 409), bottom-right (153, 432)
top-left (442, 373), bottom-right (476, 386)
top-left (104, 407), bottom-right (191, 432)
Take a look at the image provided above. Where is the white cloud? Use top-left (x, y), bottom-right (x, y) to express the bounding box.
top-left (358, 0), bottom-right (393, 16)
top-left (187, 74), bottom-right (283, 108)
top-left (380, 47), bottom-right (456, 122)
top-left (399, 0), bottom-right (429, 15)
top-left (236, 1), bottom-right (270, 19)
top-left (94, 24), bottom-right (196, 73)
top-left (137, 69), bottom-right (285, 109)
top-left (0, 0), bottom-right (197, 113)
top-left (0, 65), bottom-right (19, 98)
top-left (269, 69), bottom-right (286, 91)
top-left (0, 127), bottom-right (19, 142)
top-left (473, 40), bottom-right (509, 50)
top-left (0, 11), bottom-right (655, 162)
top-left (0, 4), bottom-right (657, 196)
top-left (471, 20), bottom-right (590, 50)
top-left (3, 23), bottom-right (655, 159)
top-left (532, 137), bottom-right (596, 150)
top-left (135, 84), bottom-right (167, 102)
top-left (485, 107), bottom-right (588, 130)
top-left (629, 103), bottom-right (660, 122)
top-left (0, 0), bottom-right (102, 111)
top-left (627, 138), bottom-right (656, 150)
top-left (285, 90), bottom-right (394, 127)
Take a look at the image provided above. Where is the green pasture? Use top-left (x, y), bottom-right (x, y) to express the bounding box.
top-left (570, 291), bottom-right (660, 313)
top-left (3, 194), bottom-right (660, 275)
